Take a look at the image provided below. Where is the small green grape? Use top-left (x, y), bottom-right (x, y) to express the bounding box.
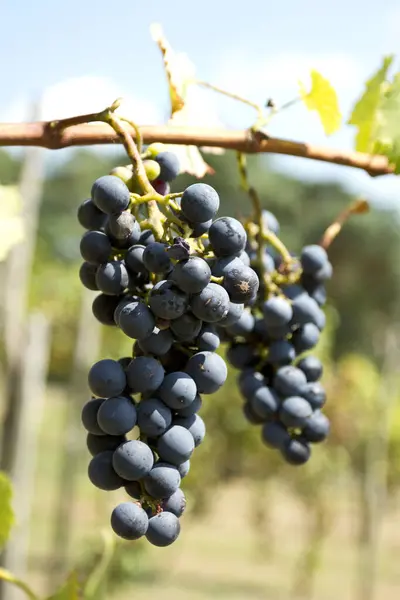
top-left (146, 143), bottom-right (165, 158)
top-left (110, 166), bottom-right (133, 186)
top-left (143, 159), bottom-right (161, 182)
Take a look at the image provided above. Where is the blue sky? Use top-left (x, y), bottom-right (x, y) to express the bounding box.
top-left (1, 0), bottom-right (400, 205)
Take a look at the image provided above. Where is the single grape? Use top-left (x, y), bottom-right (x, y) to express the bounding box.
top-left (125, 244), bottom-right (147, 274)
top-left (250, 386), bottom-right (280, 419)
top-left (124, 480), bottom-right (142, 500)
top-left (171, 256), bottom-right (211, 294)
top-left (143, 462), bottom-right (181, 498)
top-left (243, 402), bottom-right (264, 425)
top-left (149, 280), bottom-right (188, 320)
top-left (211, 255), bottom-right (243, 277)
top-left (146, 512), bottom-right (181, 547)
top-left (225, 310), bottom-right (254, 337)
top-left (303, 382), bottom-right (326, 409)
top-left (263, 296), bottom-right (293, 327)
top-left (173, 414), bottom-right (206, 447)
top-left (143, 159), bottom-right (161, 181)
top-left (238, 370), bottom-right (265, 400)
top-left (175, 393), bottom-right (202, 418)
top-left (111, 502), bottom-right (149, 540)
top-left (226, 343), bottom-right (258, 369)
top-left (97, 396), bottom-right (137, 436)
top-left (266, 340), bottom-right (296, 366)
top-left (292, 323), bottom-right (320, 354)
top-left (110, 165), bottom-right (133, 186)
top-left (181, 183), bottom-right (220, 223)
top-left (274, 366), bottom-right (308, 398)
top-left (282, 437), bottom-right (311, 465)
top-left (303, 411), bottom-right (330, 443)
top-left (261, 210), bottom-right (280, 235)
top-left (162, 488), bottom-right (186, 517)
top-left (79, 262), bottom-right (99, 291)
top-left (297, 356), bottom-right (323, 382)
top-left (189, 219), bottom-right (212, 237)
top-left (88, 359), bottom-right (126, 398)
top-left (279, 396), bottom-right (313, 428)
top-left (291, 294), bottom-right (322, 327)
top-left (88, 451), bottom-right (124, 490)
top-left (223, 264), bottom-right (259, 304)
top-left (113, 295), bottom-right (139, 325)
top-left (112, 440), bottom-right (154, 480)
top-left (238, 250), bottom-right (251, 266)
top-left (301, 245), bottom-right (328, 275)
top-left (77, 198), bottom-right (107, 230)
top-left (107, 211), bottom-right (138, 240)
top-left (154, 151), bottom-right (180, 182)
top-left (190, 283), bottom-right (230, 323)
top-left (197, 324), bottom-right (220, 352)
top-left (146, 142), bottom-right (165, 157)
top-left (302, 276), bottom-right (327, 306)
top-left (185, 351), bottom-right (227, 394)
top-left (158, 372), bottom-right (197, 410)
top-left (209, 217), bottom-right (247, 257)
top-left (86, 433), bottom-right (126, 457)
top-left (126, 356), bottom-right (165, 394)
top-left (91, 175), bottom-right (130, 214)
top-left (177, 460), bottom-right (190, 478)
top-left (80, 230), bottom-right (111, 264)
top-left (139, 229), bottom-right (155, 246)
top-left (138, 328), bottom-right (173, 356)
top-left (143, 242), bottom-right (172, 274)
top-left (218, 302), bottom-right (244, 327)
top-left (81, 398), bottom-right (106, 435)
top-left (157, 425), bottom-right (195, 465)
top-left (159, 345), bottom-right (189, 373)
top-left (137, 398), bottom-right (172, 437)
top-left (96, 261), bottom-right (129, 296)
top-left (118, 300), bottom-right (156, 340)
top-left (261, 421), bottom-right (290, 449)
top-left (170, 313), bottom-right (202, 341)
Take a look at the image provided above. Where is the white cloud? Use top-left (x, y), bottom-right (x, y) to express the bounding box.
top-left (1, 76), bottom-right (162, 125)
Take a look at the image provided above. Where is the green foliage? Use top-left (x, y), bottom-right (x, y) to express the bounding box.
top-left (299, 70), bottom-right (342, 135)
top-left (348, 55), bottom-right (394, 152)
top-left (0, 471), bottom-right (14, 550)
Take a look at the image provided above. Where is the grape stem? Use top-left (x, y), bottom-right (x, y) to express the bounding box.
top-left (319, 198), bottom-right (369, 249)
top-left (107, 112), bottom-right (155, 196)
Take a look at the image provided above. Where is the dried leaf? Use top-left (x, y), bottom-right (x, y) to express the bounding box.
top-left (0, 185), bottom-right (24, 262)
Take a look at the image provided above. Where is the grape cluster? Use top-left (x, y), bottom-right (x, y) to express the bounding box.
top-left (78, 144), bottom-right (259, 546)
top-left (222, 210), bottom-right (331, 466)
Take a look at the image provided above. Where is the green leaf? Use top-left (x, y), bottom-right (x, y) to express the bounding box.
top-left (348, 55), bottom-right (394, 152)
top-left (46, 572), bottom-right (80, 600)
top-left (299, 70), bottom-right (341, 135)
top-left (370, 72), bottom-right (400, 172)
top-left (0, 472), bottom-right (15, 549)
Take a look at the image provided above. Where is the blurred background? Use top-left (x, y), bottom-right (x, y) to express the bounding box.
top-left (1, 1), bottom-right (400, 599)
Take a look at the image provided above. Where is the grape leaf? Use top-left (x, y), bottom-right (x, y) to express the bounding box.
top-left (46, 572), bottom-right (80, 600)
top-left (299, 70), bottom-right (341, 135)
top-left (0, 472), bottom-right (14, 549)
top-left (150, 23), bottom-right (219, 178)
top-left (0, 184), bottom-right (24, 262)
top-left (371, 73), bottom-right (400, 172)
top-left (348, 55), bottom-right (394, 152)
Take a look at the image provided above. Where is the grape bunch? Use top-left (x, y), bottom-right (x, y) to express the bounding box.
top-left (78, 144), bottom-right (259, 546)
top-left (222, 210), bottom-right (331, 466)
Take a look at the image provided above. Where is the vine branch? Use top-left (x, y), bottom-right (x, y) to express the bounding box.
top-left (0, 120), bottom-right (395, 177)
